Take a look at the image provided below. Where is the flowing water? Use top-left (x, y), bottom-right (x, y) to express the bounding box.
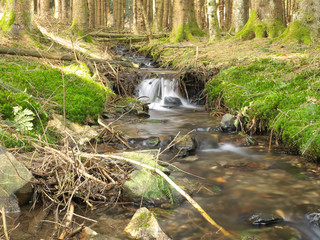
top-left (10, 52), bottom-right (320, 240)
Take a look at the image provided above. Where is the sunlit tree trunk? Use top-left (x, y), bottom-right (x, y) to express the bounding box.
top-left (54, 0), bottom-right (61, 19)
top-left (72, 0), bottom-right (88, 35)
top-left (106, 0), bottom-right (111, 26)
top-left (0, 0), bottom-right (33, 33)
top-left (154, 0), bottom-right (163, 32)
top-left (132, 0), bottom-right (138, 33)
top-left (40, 0), bottom-right (50, 17)
top-left (171, 0), bottom-right (204, 42)
top-left (207, 0), bottom-right (221, 39)
top-left (231, 0), bottom-right (249, 32)
top-left (217, 0), bottom-right (224, 29)
top-left (61, 0), bottom-right (67, 20)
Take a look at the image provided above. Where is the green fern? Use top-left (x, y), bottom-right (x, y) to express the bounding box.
top-left (12, 106), bottom-right (34, 132)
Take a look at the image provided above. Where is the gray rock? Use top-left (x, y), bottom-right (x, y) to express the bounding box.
top-left (248, 213), bottom-right (284, 226)
top-left (220, 113), bottom-right (236, 132)
top-left (194, 133), bottom-right (219, 150)
top-left (174, 135), bottom-right (196, 157)
top-left (125, 207), bottom-right (172, 240)
top-left (0, 146), bottom-right (33, 212)
top-left (163, 97), bottom-right (182, 107)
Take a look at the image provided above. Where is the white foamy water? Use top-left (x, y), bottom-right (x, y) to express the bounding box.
top-left (137, 78), bottom-right (196, 110)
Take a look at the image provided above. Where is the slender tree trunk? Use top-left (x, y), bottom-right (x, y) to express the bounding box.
top-left (132, 0), bottom-right (138, 33)
top-left (72, 0), bottom-right (89, 36)
top-left (207, 0), bottom-right (220, 39)
top-left (61, 0), bottom-right (67, 20)
top-left (162, 0), bottom-right (169, 30)
top-left (217, 0), bottom-right (224, 29)
top-left (224, 0), bottom-right (232, 30)
top-left (106, 0), bottom-right (111, 26)
top-left (88, 0), bottom-right (95, 28)
top-left (168, 0), bottom-right (173, 30)
top-left (40, 0), bottom-right (50, 17)
top-left (54, 0), bottom-right (61, 19)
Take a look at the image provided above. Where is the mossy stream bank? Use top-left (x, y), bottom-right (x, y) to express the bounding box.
top-left (139, 39), bottom-right (320, 162)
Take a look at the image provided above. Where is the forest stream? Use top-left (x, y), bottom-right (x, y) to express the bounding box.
top-left (10, 52), bottom-right (320, 240)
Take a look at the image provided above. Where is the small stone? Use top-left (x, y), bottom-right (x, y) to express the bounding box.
top-left (163, 97), bottom-right (182, 107)
top-left (125, 207), bottom-right (172, 240)
top-left (220, 113), bottom-right (236, 132)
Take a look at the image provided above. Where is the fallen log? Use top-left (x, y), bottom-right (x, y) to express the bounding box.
top-left (91, 32), bottom-right (168, 39)
top-left (0, 46), bottom-right (139, 68)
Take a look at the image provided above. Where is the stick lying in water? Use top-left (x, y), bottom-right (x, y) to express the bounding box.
top-left (79, 152), bottom-right (233, 238)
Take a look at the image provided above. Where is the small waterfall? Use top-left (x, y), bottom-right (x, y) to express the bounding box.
top-left (137, 78), bottom-right (192, 110)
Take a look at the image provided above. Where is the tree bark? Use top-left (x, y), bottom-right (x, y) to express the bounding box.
top-left (162, 0), bottom-right (169, 30)
top-left (231, 0), bottom-right (249, 32)
top-left (40, 0), bottom-right (50, 17)
top-left (88, 0), bottom-right (95, 28)
top-left (207, 0), bottom-right (221, 39)
top-left (0, 0), bottom-right (33, 33)
top-left (293, 0), bottom-right (320, 38)
top-left (72, 0), bottom-right (89, 36)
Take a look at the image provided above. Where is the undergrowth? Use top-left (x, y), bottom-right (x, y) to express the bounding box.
top-left (207, 58), bottom-right (320, 160)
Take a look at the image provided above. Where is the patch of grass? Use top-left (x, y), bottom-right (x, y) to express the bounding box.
top-left (206, 58), bottom-right (320, 160)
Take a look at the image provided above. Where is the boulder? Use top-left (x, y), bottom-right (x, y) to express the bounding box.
top-left (0, 146), bottom-right (33, 212)
top-left (163, 97), bottom-right (182, 107)
top-left (220, 113), bottom-right (236, 132)
top-left (125, 207), bottom-right (172, 240)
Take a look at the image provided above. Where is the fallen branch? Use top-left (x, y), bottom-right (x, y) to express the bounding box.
top-left (0, 46), bottom-right (139, 68)
top-left (1, 206), bottom-right (9, 240)
top-left (98, 119), bottom-right (132, 149)
top-left (79, 153), bottom-right (233, 238)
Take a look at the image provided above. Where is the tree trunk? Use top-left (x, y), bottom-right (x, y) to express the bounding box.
top-left (61, 0), bottom-right (67, 20)
top-left (54, 0), bottom-right (61, 19)
top-left (162, 0), bottom-right (169, 30)
top-left (281, 0), bottom-right (320, 43)
top-left (0, 0), bottom-right (33, 34)
top-left (231, 0), bottom-right (249, 33)
top-left (171, 0), bottom-right (204, 42)
top-left (235, 0), bottom-right (285, 39)
top-left (40, 0), bottom-right (50, 17)
top-left (224, 0), bottom-right (233, 30)
top-left (154, 0), bottom-right (163, 32)
top-left (88, 0), bottom-right (95, 28)
top-left (106, 0), bottom-right (111, 26)
top-left (72, 0), bottom-right (89, 36)
top-left (207, 0), bottom-right (221, 39)
top-left (135, 0), bottom-right (145, 32)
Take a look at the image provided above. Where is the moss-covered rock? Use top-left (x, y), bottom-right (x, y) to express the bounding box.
top-left (122, 151), bottom-right (197, 206)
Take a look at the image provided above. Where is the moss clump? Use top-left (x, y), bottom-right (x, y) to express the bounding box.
top-left (0, 9), bottom-right (16, 32)
top-left (235, 11), bottom-right (285, 40)
top-left (206, 59), bottom-right (320, 160)
top-left (277, 21), bottom-right (311, 45)
top-left (170, 20), bottom-right (207, 43)
top-left (0, 58), bottom-right (113, 124)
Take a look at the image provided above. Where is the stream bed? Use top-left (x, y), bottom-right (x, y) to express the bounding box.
top-left (10, 52), bottom-right (320, 240)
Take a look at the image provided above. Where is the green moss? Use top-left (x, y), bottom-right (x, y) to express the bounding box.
top-left (206, 58), bottom-right (320, 160)
top-left (0, 59), bottom-right (114, 124)
top-left (267, 18), bottom-right (286, 38)
top-left (0, 9), bottom-right (16, 32)
top-left (170, 19), bottom-right (207, 43)
top-left (234, 11), bottom-right (285, 40)
top-left (277, 21), bottom-right (311, 45)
